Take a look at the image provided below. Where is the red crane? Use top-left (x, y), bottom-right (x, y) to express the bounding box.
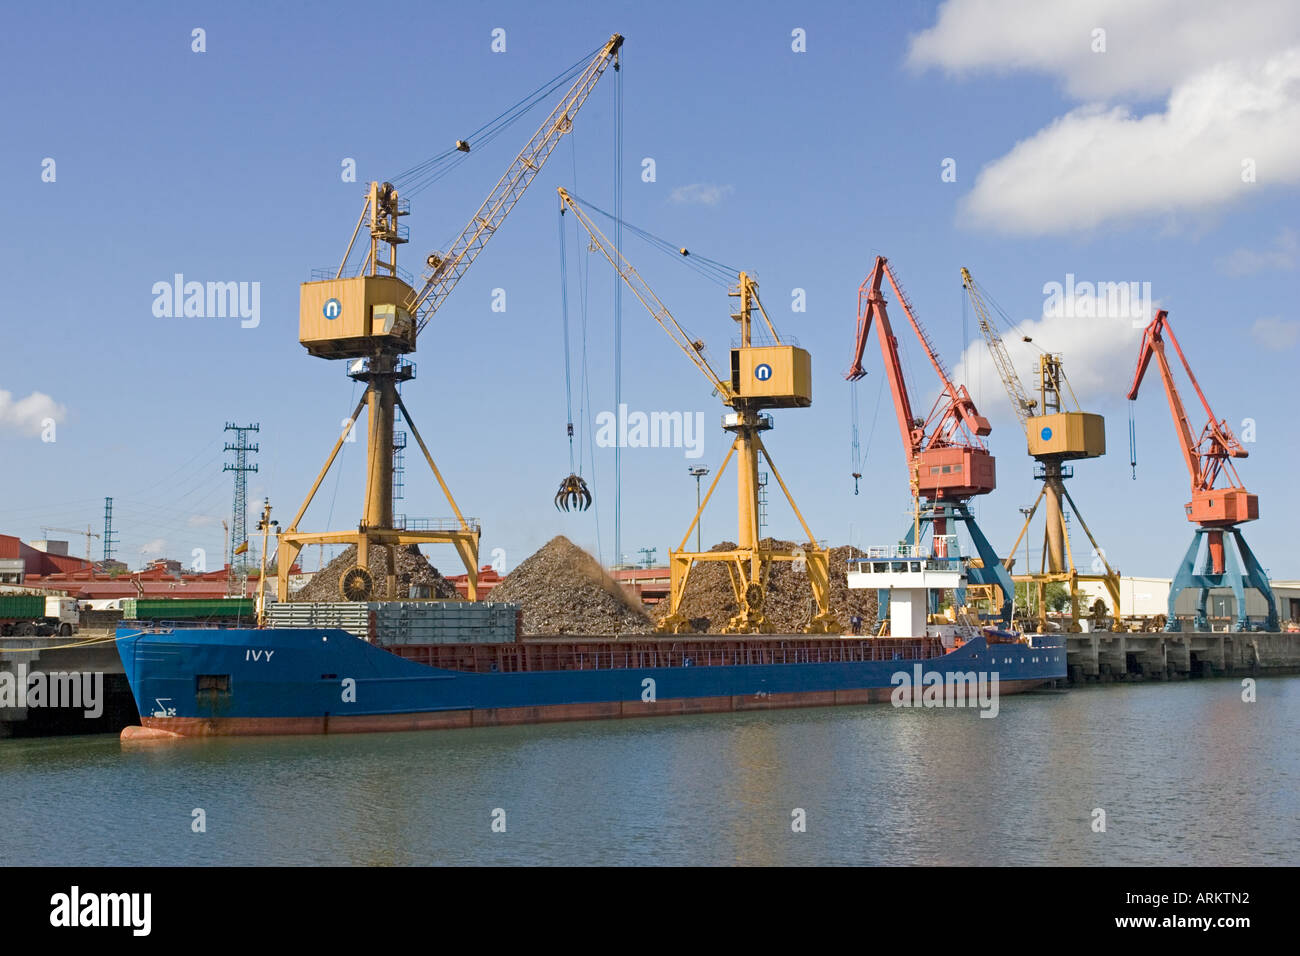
top-left (848, 255), bottom-right (1011, 622)
top-left (1127, 309), bottom-right (1277, 631)
top-left (850, 256), bottom-right (995, 501)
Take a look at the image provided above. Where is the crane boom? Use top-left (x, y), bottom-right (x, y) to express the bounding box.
top-left (848, 258), bottom-right (919, 456)
top-left (960, 267), bottom-right (1035, 430)
top-left (849, 256), bottom-right (990, 458)
top-left (1127, 309), bottom-right (1246, 495)
top-left (557, 187), bottom-right (731, 396)
top-left (409, 34), bottom-right (623, 332)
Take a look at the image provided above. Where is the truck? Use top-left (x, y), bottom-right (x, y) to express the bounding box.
top-left (0, 595), bottom-right (79, 637)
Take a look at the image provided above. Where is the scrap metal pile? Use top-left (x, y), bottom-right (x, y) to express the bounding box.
top-left (291, 544), bottom-right (463, 602)
top-left (650, 540), bottom-right (879, 634)
top-left (487, 535), bottom-right (654, 635)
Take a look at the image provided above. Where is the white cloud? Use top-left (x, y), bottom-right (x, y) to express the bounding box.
top-left (1249, 316), bottom-right (1300, 348)
top-left (139, 538), bottom-right (167, 555)
top-left (952, 295), bottom-right (1146, 428)
top-left (669, 183), bottom-right (733, 206)
top-left (908, 1), bottom-right (1300, 235)
top-left (1216, 227), bottom-right (1298, 276)
top-left (908, 0), bottom-right (1300, 99)
top-left (957, 50), bottom-right (1300, 235)
top-left (0, 389), bottom-right (66, 436)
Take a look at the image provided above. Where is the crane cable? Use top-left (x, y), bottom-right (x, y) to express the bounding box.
top-left (849, 373), bottom-right (886, 495)
top-left (1128, 402), bottom-right (1138, 479)
top-left (332, 45), bottom-right (603, 279)
top-left (389, 44), bottom-right (603, 199)
top-left (562, 191), bottom-right (739, 286)
top-left (562, 190), bottom-right (774, 360)
top-left (613, 64), bottom-right (623, 571)
top-left (558, 202), bottom-right (576, 474)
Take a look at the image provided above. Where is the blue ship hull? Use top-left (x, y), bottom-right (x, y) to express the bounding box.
top-left (115, 626), bottom-right (1067, 737)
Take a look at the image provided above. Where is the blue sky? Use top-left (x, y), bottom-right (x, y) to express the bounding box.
top-left (1, 0), bottom-right (1297, 582)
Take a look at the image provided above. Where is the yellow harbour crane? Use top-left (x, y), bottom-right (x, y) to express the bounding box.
top-left (276, 34), bottom-right (623, 603)
top-left (558, 188), bottom-right (836, 634)
top-left (961, 267), bottom-right (1122, 631)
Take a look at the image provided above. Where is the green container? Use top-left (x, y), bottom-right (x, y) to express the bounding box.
top-left (126, 598), bottom-right (255, 620)
top-left (0, 594), bottom-right (45, 619)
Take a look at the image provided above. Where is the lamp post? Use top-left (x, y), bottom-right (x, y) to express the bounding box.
top-left (255, 499), bottom-right (279, 628)
top-left (688, 466), bottom-right (709, 552)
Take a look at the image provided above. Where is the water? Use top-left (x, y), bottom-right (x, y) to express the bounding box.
top-left (2, 678), bottom-right (1295, 866)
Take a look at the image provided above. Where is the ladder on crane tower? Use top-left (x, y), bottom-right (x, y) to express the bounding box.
top-left (889, 274), bottom-right (953, 385)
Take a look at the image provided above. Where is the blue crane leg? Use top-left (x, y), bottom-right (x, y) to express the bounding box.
top-left (956, 503), bottom-right (1013, 625)
top-left (1231, 529), bottom-right (1279, 631)
top-left (1166, 533), bottom-right (1202, 632)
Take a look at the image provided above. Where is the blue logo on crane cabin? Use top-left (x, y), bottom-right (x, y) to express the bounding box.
top-left (323, 298), bottom-right (342, 320)
top-left (1040, 426), bottom-right (1053, 440)
top-left (754, 363), bottom-right (773, 382)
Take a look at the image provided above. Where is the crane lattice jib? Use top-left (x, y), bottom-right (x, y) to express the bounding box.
top-left (850, 258), bottom-right (919, 456)
top-left (1127, 310), bottom-right (1247, 495)
top-left (557, 188), bottom-right (731, 397)
top-left (409, 34), bottom-right (623, 332)
top-left (961, 267), bottom-right (1034, 431)
top-left (878, 259), bottom-right (990, 446)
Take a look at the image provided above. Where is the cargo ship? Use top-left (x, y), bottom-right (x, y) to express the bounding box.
top-left (114, 594), bottom-right (1067, 738)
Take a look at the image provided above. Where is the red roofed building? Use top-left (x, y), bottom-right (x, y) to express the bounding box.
top-left (444, 565), bottom-right (503, 599)
top-left (0, 534), bottom-right (95, 579)
top-left (12, 550), bottom-right (299, 601)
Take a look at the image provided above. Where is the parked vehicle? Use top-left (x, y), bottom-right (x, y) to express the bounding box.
top-left (0, 595), bottom-right (79, 637)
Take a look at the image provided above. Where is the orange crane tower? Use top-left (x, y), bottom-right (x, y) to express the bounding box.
top-left (1127, 309), bottom-right (1277, 631)
top-left (848, 256), bottom-right (1012, 624)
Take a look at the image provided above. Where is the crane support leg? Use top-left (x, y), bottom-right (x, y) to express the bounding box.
top-left (1233, 530), bottom-right (1279, 631)
top-left (955, 503), bottom-right (1014, 625)
top-left (1164, 527), bottom-right (1278, 632)
top-left (1166, 534), bottom-right (1204, 632)
top-left (1044, 469), bottom-right (1067, 573)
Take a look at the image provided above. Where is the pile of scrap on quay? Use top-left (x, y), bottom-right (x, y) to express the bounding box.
top-left (650, 540), bottom-right (879, 633)
top-left (291, 544), bottom-right (462, 602)
top-left (486, 535), bottom-right (654, 635)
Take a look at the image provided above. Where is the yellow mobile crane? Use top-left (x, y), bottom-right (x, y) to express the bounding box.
top-left (961, 268), bottom-right (1122, 631)
top-left (276, 35), bottom-right (623, 603)
top-left (558, 188), bottom-right (836, 634)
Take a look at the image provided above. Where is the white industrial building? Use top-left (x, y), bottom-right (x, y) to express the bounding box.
top-left (1075, 577), bottom-right (1300, 629)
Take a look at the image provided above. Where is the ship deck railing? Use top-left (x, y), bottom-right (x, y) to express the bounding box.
top-left (389, 635), bottom-right (948, 674)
